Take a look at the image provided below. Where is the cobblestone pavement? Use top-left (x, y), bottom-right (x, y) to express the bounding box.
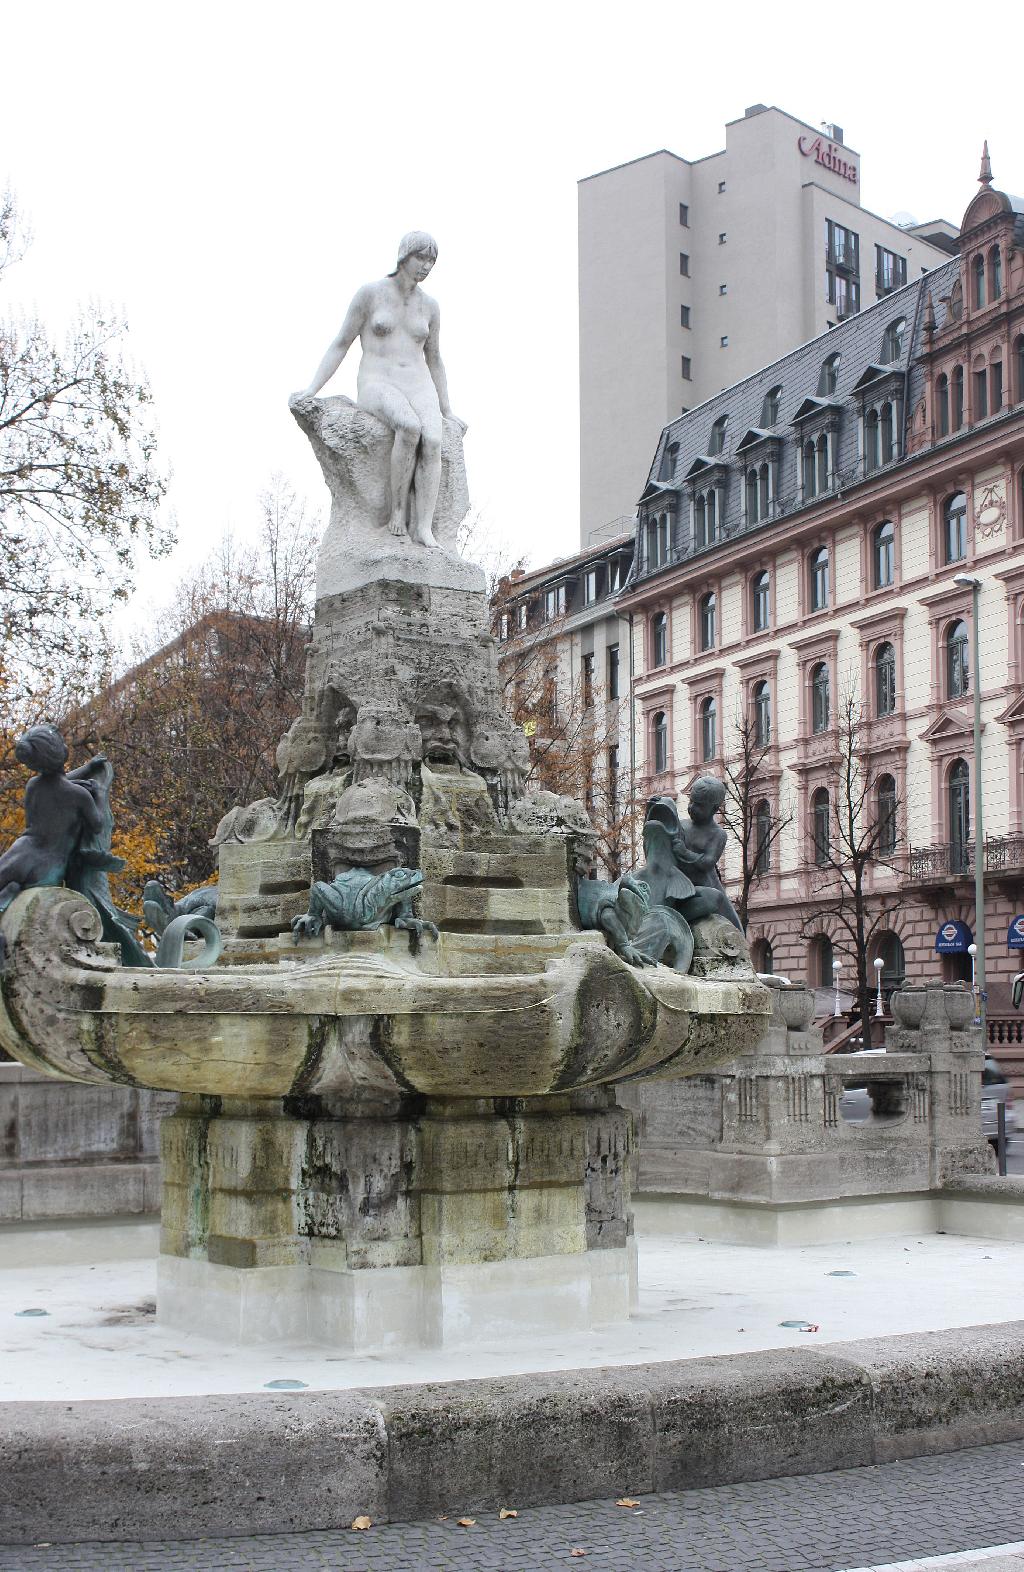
top-left (2, 1440), bottom-right (1023, 1572)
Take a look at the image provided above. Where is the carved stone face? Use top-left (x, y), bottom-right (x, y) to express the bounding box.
top-left (351, 708), bottom-right (422, 765)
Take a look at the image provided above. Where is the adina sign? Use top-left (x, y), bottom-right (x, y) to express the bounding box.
top-left (797, 135), bottom-right (858, 185)
top-left (1008, 916), bottom-right (1024, 949)
top-left (935, 919), bottom-right (972, 954)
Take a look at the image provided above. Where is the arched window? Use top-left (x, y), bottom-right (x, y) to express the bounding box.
top-left (873, 520), bottom-right (895, 588)
top-left (753, 679), bottom-right (771, 747)
top-left (944, 492), bottom-right (967, 563)
top-left (754, 799), bottom-right (772, 874)
top-left (973, 253), bottom-right (986, 310)
top-left (880, 401), bottom-right (895, 465)
top-left (659, 441), bottom-right (679, 481)
top-left (646, 513), bottom-right (669, 569)
top-left (865, 407), bottom-right (880, 473)
top-left (1016, 336), bottom-right (1024, 404)
top-left (745, 468), bottom-right (759, 523)
top-left (706, 489), bottom-right (717, 543)
top-left (651, 711), bottom-right (668, 775)
top-left (694, 490), bottom-right (718, 548)
top-left (809, 546), bottom-right (830, 611)
top-left (947, 619), bottom-right (970, 698)
top-left (990, 246), bottom-right (1002, 302)
top-left (708, 414), bottom-right (729, 455)
top-left (937, 373), bottom-right (949, 437)
top-left (816, 431), bottom-right (829, 492)
top-left (874, 931), bottom-right (905, 995)
top-left (751, 936), bottom-right (773, 974)
top-left (949, 758), bottom-right (970, 870)
top-left (993, 356), bottom-right (1004, 414)
top-left (952, 365), bottom-right (964, 430)
top-left (811, 662), bottom-right (830, 733)
top-left (693, 494), bottom-right (706, 549)
top-left (881, 317), bottom-right (906, 363)
top-left (818, 352), bottom-right (841, 396)
top-left (875, 642), bottom-right (896, 716)
top-left (651, 610), bottom-right (668, 668)
top-left (803, 440), bottom-right (817, 497)
top-left (812, 789), bottom-right (831, 865)
top-left (812, 932), bottom-right (834, 988)
top-left (760, 385), bottom-right (782, 426)
top-left (699, 591), bottom-right (716, 651)
top-left (876, 774), bottom-right (897, 859)
top-left (700, 695), bottom-right (717, 761)
top-left (752, 570), bottom-right (770, 632)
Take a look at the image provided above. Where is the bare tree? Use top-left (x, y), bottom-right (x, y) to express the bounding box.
top-left (800, 688), bottom-right (904, 1050)
top-left (492, 572), bottom-right (633, 874)
top-left (0, 189), bottom-right (170, 718)
top-left (719, 707), bottom-right (793, 930)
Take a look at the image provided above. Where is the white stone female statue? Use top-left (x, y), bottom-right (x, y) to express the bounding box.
top-left (297, 232), bottom-right (466, 547)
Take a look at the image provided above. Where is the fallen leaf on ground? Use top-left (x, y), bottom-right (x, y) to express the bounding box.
top-left (351, 1515), bottom-right (372, 1530)
top-left (499, 1507), bottom-right (518, 1519)
top-left (571, 1550), bottom-right (588, 1559)
top-left (802, 1324), bottom-right (820, 1332)
top-left (616, 1497), bottom-right (639, 1508)
top-left (457, 1517), bottom-right (476, 1527)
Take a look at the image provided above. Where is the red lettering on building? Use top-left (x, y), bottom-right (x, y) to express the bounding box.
top-left (798, 134), bottom-right (858, 185)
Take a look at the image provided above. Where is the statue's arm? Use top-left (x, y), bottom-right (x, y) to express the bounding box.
top-left (424, 302), bottom-right (466, 431)
top-left (300, 286), bottom-right (370, 397)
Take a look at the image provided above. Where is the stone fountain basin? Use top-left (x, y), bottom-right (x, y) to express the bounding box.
top-left (0, 888), bottom-right (769, 1100)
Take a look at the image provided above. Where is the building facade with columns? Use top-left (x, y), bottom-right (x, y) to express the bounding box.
top-left (616, 155), bottom-right (1024, 1039)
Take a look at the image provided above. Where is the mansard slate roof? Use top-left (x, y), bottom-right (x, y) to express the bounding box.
top-left (633, 256), bottom-right (961, 579)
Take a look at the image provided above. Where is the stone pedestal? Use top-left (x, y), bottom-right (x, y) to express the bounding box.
top-left (157, 1087), bottom-right (636, 1348)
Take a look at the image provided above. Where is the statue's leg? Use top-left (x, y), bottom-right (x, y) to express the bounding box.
top-left (359, 383), bottom-right (422, 537)
top-left (0, 881), bottom-right (24, 914)
top-left (407, 400), bottom-right (443, 547)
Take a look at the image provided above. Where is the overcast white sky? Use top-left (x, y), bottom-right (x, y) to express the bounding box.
top-left (1, 0), bottom-right (1017, 628)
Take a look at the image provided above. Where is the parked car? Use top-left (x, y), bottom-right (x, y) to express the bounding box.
top-left (981, 1055), bottom-right (1017, 1147)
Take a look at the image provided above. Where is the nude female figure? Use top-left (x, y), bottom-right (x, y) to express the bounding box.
top-left (0, 726), bottom-right (105, 914)
top-left (297, 232), bottom-right (466, 546)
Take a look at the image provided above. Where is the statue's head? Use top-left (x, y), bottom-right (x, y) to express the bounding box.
top-left (393, 231), bottom-right (438, 280)
top-left (15, 724), bottom-right (67, 774)
top-left (688, 775), bottom-right (726, 821)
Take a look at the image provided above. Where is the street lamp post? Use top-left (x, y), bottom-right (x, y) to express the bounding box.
top-left (874, 956), bottom-right (885, 1018)
top-left (953, 574), bottom-right (986, 1040)
top-left (832, 958), bottom-right (842, 1019)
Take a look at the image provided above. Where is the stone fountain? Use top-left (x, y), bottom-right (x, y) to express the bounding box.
top-left (0, 237), bottom-right (770, 1349)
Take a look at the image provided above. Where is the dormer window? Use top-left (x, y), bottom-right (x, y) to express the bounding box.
top-left (646, 513), bottom-right (670, 570)
top-left (659, 441), bottom-right (679, 482)
top-left (708, 415), bottom-right (729, 455)
top-left (693, 488), bottom-right (718, 549)
top-left (880, 318), bottom-right (905, 364)
top-left (583, 567), bottom-right (601, 606)
top-left (760, 385), bottom-right (782, 426)
top-left (544, 585), bottom-right (567, 621)
top-left (818, 353), bottom-right (841, 397)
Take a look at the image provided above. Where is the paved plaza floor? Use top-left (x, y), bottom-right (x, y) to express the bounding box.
top-left (2, 1441), bottom-right (1023, 1570)
top-left (2, 1217), bottom-right (1023, 1401)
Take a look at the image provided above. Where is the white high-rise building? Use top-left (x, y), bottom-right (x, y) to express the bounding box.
top-left (578, 104), bottom-right (958, 546)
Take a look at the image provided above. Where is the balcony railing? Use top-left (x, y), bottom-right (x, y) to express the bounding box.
top-left (906, 835), bottom-right (1024, 883)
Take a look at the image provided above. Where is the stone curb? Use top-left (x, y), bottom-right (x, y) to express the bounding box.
top-left (1, 1321), bottom-right (1023, 1544)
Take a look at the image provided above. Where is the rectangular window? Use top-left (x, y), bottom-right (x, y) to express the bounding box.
top-left (680, 304), bottom-right (691, 328)
top-left (718, 283), bottom-right (727, 296)
top-left (607, 643), bottom-right (620, 700)
top-left (516, 603), bottom-right (528, 632)
top-left (974, 368), bottom-right (988, 420)
top-left (720, 335), bottom-right (729, 348)
top-left (679, 252), bottom-right (690, 276)
top-left (608, 745), bottom-right (619, 815)
top-left (498, 611), bottom-right (510, 641)
top-left (875, 246), bottom-right (907, 294)
top-left (718, 232), bottom-right (727, 245)
top-left (582, 652), bottom-right (594, 709)
top-left (827, 219), bottom-right (859, 270)
top-left (718, 180), bottom-right (726, 193)
top-left (681, 355), bottom-right (692, 380)
top-left (543, 585), bottom-right (567, 622)
top-left (583, 568), bottom-right (599, 605)
top-left (992, 360), bottom-right (1004, 413)
top-left (679, 203), bottom-right (689, 226)
top-left (607, 557), bottom-right (622, 594)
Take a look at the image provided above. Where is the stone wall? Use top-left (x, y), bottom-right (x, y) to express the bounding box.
top-left (0, 1062), bottom-right (176, 1222)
